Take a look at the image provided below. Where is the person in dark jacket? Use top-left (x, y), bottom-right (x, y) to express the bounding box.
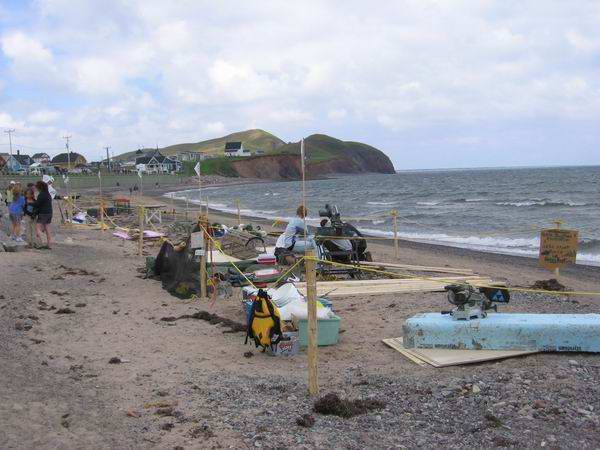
top-left (33, 180), bottom-right (53, 249)
top-left (23, 186), bottom-right (37, 248)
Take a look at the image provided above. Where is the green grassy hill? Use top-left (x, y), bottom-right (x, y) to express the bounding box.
top-left (278, 134), bottom-right (395, 168)
top-left (114, 129), bottom-right (285, 161)
top-left (117, 130), bottom-right (396, 179)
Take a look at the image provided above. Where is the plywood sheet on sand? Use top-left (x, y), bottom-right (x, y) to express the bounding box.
top-left (382, 337), bottom-right (537, 367)
top-left (208, 250), bottom-right (241, 263)
top-left (361, 261), bottom-right (475, 275)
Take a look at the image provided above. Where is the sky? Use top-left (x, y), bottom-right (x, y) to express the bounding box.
top-left (0, 0), bottom-right (599, 169)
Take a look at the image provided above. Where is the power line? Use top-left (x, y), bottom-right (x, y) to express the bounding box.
top-left (62, 134), bottom-right (72, 171)
top-left (104, 146), bottom-right (111, 172)
top-left (4, 129), bottom-right (15, 157)
top-left (0, 142), bottom-right (64, 151)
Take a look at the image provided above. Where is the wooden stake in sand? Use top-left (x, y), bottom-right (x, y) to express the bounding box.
top-left (185, 194), bottom-right (189, 220)
top-left (200, 224), bottom-right (207, 299)
top-left (138, 206), bottom-right (145, 256)
top-left (236, 198), bottom-right (241, 225)
top-left (391, 209), bottom-right (399, 259)
top-left (98, 171), bottom-right (105, 231)
top-left (305, 249), bottom-right (319, 396)
top-left (100, 199), bottom-right (105, 231)
top-left (553, 219), bottom-right (562, 280)
top-left (194, 162), bottom-right (202, 218)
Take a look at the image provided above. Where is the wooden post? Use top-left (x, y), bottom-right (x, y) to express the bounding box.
top-left (138, 206), bottom-right (145, 256)
top-left (200, 216), bottom-right (207, 299)
top-left (185, 195), bottom-right (189, 221)
top-left (100, 198), bottom-right (105, 231)
top-left (305, 249), bottom-right (319, 396)
top-left (391, 209), bottom-right (399, 259)
top-left (553, 219), bottom-right (562, 280)
top-left (98, 172), bottom-right (104, 231)
top-left (236, 198), bottom-right (241, 225)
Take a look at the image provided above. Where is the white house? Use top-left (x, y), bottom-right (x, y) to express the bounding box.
top-left (135, 151), bottom-right (182, 173)
top-left (224, 141), bottom-right (251, 157)
top-left (32, 152), bottom-right (51, 164)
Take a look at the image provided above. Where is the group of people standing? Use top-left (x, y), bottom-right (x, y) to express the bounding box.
top-left (2, 176), bottom-right (55, 249)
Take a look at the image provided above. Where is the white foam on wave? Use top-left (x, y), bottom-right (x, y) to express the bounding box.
top-left (367, 201), bottom-right (395, 206)
top-left (358, 227), bottom-right (600, 266)
top-left (164, 190), bottom-right (600, 267)
top-left (416, 201), bottom-right (440, 206)
top-left (497, 200), bottom-right (588, 207)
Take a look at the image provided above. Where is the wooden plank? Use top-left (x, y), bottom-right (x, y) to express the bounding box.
top-left (382, 338), bottom-right (427, 366)
top-left (300, 282), bottom-right (495, 298)
top-left (296, 276), bottom-right (490, 288)
top-left (361, 261), bottom-right (474, 275)
top-left (208, 250), bottom-right (240, 263)
top-left (383, 337), bottom-right (538, 367)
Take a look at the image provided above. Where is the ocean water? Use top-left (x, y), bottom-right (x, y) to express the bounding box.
top-left (166, 166), bottom-right (600, 266)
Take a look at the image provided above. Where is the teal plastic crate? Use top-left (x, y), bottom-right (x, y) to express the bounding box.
top-left (293, 314), bottom-right (341, 347)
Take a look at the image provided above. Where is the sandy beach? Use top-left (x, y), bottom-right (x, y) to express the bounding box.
top-left (2, 182), bottom-right (600, 449)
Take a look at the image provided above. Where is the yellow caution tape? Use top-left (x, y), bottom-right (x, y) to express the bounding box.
top-left (305, 256), bottom-right (600, 297)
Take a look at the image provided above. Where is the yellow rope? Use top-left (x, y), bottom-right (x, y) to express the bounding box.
top-left (305, 256), bottom-right (600, 297)
top-left (273, 256), bottom-right (305, 285)
top-left (199, 225), bottom-right (257, 289)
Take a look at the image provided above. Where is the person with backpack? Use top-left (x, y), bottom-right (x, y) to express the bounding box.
top-left (8, 184), bottom-right (25, 241)
top-left (32, 181), bottom-right (53, 249)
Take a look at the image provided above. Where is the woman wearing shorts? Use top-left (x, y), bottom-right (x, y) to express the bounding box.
top-left (8, 185), bottom-right (25, 241)
top-left (33, 181), bottom-right (53, 249)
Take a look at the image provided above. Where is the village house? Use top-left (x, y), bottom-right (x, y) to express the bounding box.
top-left (135, 151), bottom-right (181, 174)
top-left (51, 152), bottom-right (87, 171)
top-left (3, 151), bottom-right (33, 172)
top-left (224, 141), bottom-right (251, 157)
top-left (32, 152), bottom-right (51, 164)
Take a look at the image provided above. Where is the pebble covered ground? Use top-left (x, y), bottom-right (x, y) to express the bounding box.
top-left (2, 199), bottom-right (600, 449)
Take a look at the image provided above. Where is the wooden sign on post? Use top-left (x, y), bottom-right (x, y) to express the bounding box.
top-left (539, 227), bottom-right (578, 271)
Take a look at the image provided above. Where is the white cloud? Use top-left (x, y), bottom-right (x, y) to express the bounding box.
top-left (28, 110), bottom-right (61, 124)
top-left (328, 109), bottom-right (347, 120)
top-left (1, 31), bottom-right (52, 64)
top-left (72, 57), bottom-right (122, 95)
top-left (0, 111), bottom-right (19, 128)
top-left (202, 121), bottom-right (227, 136)
top-left (1, 0), bottom-right (600, 165)
top-left (566, 31), bottom-right (600, 54)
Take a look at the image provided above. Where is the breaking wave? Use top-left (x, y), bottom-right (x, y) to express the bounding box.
top-left (496, 200), bottom-right (588, 207)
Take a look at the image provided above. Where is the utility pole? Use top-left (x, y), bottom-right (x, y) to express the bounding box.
top-left (104, 146), bottom-right (111, 173)
top-left (62, 135), bottom-right (72, 172)
top-left (4, 129), bottom-right (15, 157)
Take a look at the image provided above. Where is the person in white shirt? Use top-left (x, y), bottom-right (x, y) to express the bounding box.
top-left (275, 205), bottom-right (317, 254)
top-left (42, 175), bottom-right (58, 199)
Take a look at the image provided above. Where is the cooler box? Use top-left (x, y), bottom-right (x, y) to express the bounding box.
top-left (254, 268), bottom-right (280, 279)
top-left (293, 314), bottom-right (341, 347)
top-left (257, 254), bottom-right (277, 265)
